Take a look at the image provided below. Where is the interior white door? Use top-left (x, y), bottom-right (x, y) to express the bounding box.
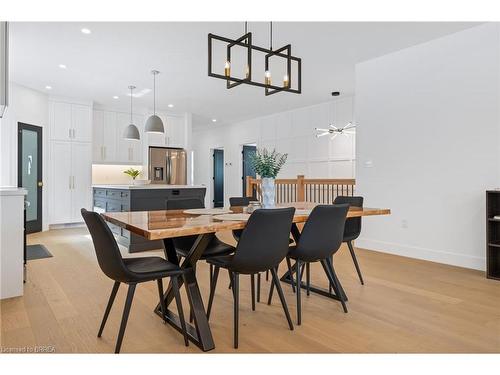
top-left (102, 111), bottom-right (117, 162)
top-left (71, 104), bottom-right (92, 142)
top-left (92, 110), bottom-right (104, 162)
top-left (50, 141), bottom-right (73, 223)
top-left (50, 102), bottom-right (72, 141)
top-left (71, 142), bottom-right (92, 221)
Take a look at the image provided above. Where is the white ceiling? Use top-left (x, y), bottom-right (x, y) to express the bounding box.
top-left (10, 22), bottom-right (480, 126)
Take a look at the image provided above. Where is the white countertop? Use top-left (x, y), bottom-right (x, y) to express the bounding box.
top-left (92, 184), bottom-right (205, 190)
top-left (0, 187), bottom-right (28, 196)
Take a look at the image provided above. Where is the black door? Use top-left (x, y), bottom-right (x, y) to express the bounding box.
top-left (213, 149), bottom-right (224, 208)
top-left (242, 145), bottom-right (257, 197)
top-left (18, 123), bottom-right (43, 233)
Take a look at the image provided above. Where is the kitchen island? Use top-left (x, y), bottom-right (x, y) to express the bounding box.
top-left (92, 184), bottom-right (206, 252)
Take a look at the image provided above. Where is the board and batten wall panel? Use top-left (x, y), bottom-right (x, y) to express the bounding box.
top-left (355, 23), bottom-right (500, 270)
top-left (192, 98), bottom-right (355, 207)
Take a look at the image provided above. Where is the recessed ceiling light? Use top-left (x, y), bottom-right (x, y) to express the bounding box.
top-left (81, 28), bottom-right (91, 35)
top-left (168, 104), bottom-right (174, 108)
top-left (113, 96), bottom-right (119, 99)
top-left (212, 119), bottom-right (217, 123)
top-left (45, 85), bottom-right (52, 90)
top-left (58, 64), bottom-right (67, 69)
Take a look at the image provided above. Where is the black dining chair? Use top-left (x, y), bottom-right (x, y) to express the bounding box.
top-left (81, 209), bottom-right (189, 353)
top-left (286, 204), bottom-right (349, 324)
top-left (205, 207), bottom-right (296, 348)
top-left (333, 196), bottom-right (365, 285)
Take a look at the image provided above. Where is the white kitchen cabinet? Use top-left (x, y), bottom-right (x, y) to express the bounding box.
top-left (49, 140), bottom-right (92, 224)
top-left (93, 109), bottom-right (142, 164)
top-left (50, 102), bottom-right (72, 141)
top-left (116, 112), bottom-right (143, 164)
top-left (72, 104), bottom-right (92, 142)
top-left (50, 101), bottom-right (92, 142)
top-left (50, 141), bottom-right (73, 223)
top-left (71, 142), bottom-right (92, 220)
top-left (146, 113), bottom-right (186, 149)
top-left (93, 110), bottom-right (118, 163)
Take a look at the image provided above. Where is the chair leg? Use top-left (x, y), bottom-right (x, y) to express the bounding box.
top-left (266, 269), bottom-right (269, 281)
top-left (286, 257), bottom-right (296, 293)
top-left (171, 275), bottom-right (189, 346)
top-left (157, 279), bottom-right (167, 324)
top-left (250, 274), bottom-right (256, 311)
top-left (270, 268), bottom-right (294, 331)
top-left (347, 241), bottom-right (364, 285)
top-left (267, 267), bottom-right (276, 305)
top-left (322, 259), bottom-right (348, 313)
top-left (328, 255), bottom-right (333, 294)
top-left (306, 262), bottom-right (311, 296)
top-left (115, 283), bottom-right (136, 354)
top-left (98, 281), bottom-right (120, 338)
top-left (206, 265), bottom-right (220, 320)
top-left (233, 272), bottom-right (239, 349)
top-left (296, 260), bottom-right (302, 325)
top-left (257, 273), bottom-right (261, 302)
top-left (209, 264), bottom-right (213, 286)
top-left (326, 257), bottom-right (348, 302)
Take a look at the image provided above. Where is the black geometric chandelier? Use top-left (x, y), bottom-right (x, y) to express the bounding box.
top-left (208, 22), bottom-right (302, 96)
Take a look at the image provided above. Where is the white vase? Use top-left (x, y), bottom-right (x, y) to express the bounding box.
top-left (261, 177), bottom-right (276, 208)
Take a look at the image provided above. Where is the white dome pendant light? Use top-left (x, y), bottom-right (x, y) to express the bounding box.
top-left (123, 85), bottom-right (141, 141)
top-left (145, 70), bottom-right (165, 134)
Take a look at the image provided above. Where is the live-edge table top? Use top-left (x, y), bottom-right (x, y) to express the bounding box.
top-left (102, 202), bottom-right (391, 241)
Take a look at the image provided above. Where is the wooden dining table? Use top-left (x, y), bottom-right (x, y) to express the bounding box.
top-left (102, 202), bottom-right (390, 352)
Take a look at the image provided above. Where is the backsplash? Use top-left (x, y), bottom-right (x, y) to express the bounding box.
top-left (92, 164), bottom-right (145, 184)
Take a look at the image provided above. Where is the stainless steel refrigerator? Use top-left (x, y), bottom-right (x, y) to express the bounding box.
top-left (148, 147), bottom-right (187, 185)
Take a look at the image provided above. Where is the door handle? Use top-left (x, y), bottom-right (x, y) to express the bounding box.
top-left (72, 176), bottom-right (75, 189)
top-left (69, 128), bottom-right (72, 139)
top-left (37, 181), bottom-right (43, 187)
top-left (69, 176), bottom-right (72, 189)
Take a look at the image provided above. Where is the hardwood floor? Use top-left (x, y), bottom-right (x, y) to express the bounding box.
top-left (1, 227), bottom-right (499, 353)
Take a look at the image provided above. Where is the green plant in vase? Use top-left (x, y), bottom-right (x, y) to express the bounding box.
top-left (251, 148), bottom-right (287, 208)
top-left (123, 167), bottom-right (140, 180)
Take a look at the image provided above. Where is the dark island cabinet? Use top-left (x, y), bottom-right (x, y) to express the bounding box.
top-left (93, 186), bottom-right (206, 252)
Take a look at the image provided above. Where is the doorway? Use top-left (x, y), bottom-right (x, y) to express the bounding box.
top-left (18, 123), bottom-right (43, 233)
top-left (213, 149), bottom-right (224, 208)
top-left (242, 144), bottom-right (257, 197)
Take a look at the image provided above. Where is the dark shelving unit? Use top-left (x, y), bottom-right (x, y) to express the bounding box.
top-left (486, 191), bottom-right (500, 280)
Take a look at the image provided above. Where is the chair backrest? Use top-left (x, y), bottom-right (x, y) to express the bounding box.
top-left (231, 207), bottom-right (295, 273)
top-left (81, 209), bottom-right (132, 282)
top-left (293, 204), bottom-right (349, 262)
top-left (166, 198), bottom-right (204, 210)
top-left (333, 196), bottom-right (363, 240)
top-left (229, 196), bottom-right (250, 207)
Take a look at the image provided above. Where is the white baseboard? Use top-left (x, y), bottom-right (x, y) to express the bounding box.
top-left (355, 238), bottom-right (486, 271)
top-left (48, 222), bottom-right (85, 230)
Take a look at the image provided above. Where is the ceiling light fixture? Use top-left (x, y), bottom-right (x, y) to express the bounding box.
top-left (45, 85), bottom-right (52, 90)
top-left (168, 104), bottom-right (174, 108)
top-left (144, 70), bottom-right (165, 134)
top-left (113, 95), bottom-right (119, 99)
top-left (123, 85), bottom-right (140, 141)
top-left (81, 28), bottom-right (91, 34)
top-left (58, 64), bottom-right (67, 69)
top-left (315, 122), bottom-right (356, 140)
top-left (212, 119), bottom-right (217, 123)
top-left (208, 21), bottom-right (302, 96)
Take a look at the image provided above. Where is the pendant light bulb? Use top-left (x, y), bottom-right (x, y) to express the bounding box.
top-left (283, 74), bottom-right (289, 88)
top-left (265, 70), bottom-right (272, 86)
top-left (123, 85), bottom-right (140, 141)
top-left (145, 70), bottom-right (165, 134)
top-left (224, 60), bottom-right (231, 77)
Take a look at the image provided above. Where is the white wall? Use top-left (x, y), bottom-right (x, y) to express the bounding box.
top-left (192, 98), bottom-right (356, 207)
top-left (0, 83), bottom-right (49, 230)
top-left (355, 23), bottom-right (500, 270)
